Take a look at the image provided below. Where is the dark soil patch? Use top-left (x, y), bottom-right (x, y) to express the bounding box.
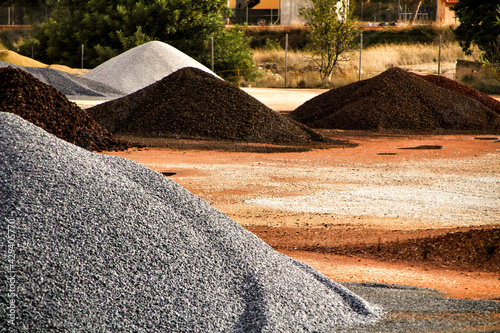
top-left (398, 145), bottom-right (443, 149)
top-left (249, 225), bottom-right (500, 273)
top-left (0, 66), bottom-right (129, 151)
top-left (343, 228), bottom-right (500, 273)
top-left (289, 67), bottom-right (500, 133)
top-left (116, 134), bottom-right (353, 153)
top-left (88, 67), bottom-right (337, 147)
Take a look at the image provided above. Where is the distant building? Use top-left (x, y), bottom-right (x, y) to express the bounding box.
top-left (436, 0), bottom-right (458, 26)
top-left (228, 0), bottom-right (349, 26)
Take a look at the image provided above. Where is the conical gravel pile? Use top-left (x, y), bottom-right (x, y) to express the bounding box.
top-left (417, 73), bottom-right (500, 115)
top-left (83, 41), bottom-right (219, 94)
top-left (290, 67), bottom-right (500, 132)
top-left (0, 66), bottom-right (129, 151)
top-left (87, 67), bottom-right (329, 145)
top-left (0, 112), bottom-right (382, 332)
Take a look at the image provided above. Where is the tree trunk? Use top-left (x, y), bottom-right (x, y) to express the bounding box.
top-left (411, 0), bottom-right (423, 24)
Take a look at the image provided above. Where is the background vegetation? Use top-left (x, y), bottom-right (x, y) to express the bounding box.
top-left (0, 1), bottom-right (498, 93)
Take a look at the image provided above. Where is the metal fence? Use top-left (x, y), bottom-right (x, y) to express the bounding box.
top-left (0, 6), bottom-right (47, 26)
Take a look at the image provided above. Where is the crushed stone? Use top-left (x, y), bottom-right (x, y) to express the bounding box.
top-left (0, 66), bottom-right (129, 151)
top-left (82, 41), bottom-right (219, 94)
top-left (290, 67), bottom-right (500, 133)
top-left (87, 67), bottom-right (330, 145)
top-left (0, 112), bottom-right (382, 332)
top-left (0, 61), bottom-right (125, 99)
top-left (418, 73), bottom-right (500, 114)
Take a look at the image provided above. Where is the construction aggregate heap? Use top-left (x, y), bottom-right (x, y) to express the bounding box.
top-left (82, 41), bottom-right (219, 94)
top-left (290, 67), bottom-right (500, 133)
top-left (88, 67), bottom-right (329, 145)
top-left (418, 73), bottom-right (500, 115)
top-left (0, 67), bottom-right (129, 151)
top-left (0, 112), bottom-right (382, 332)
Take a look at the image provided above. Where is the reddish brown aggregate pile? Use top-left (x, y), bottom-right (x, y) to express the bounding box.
top-left (290, 67), bottom-right (500, 133)
top-left (339, 228), bottom-right (500, 273)
top-left (418, 74), bottom-right (500, 115)
top-left (87, 67), bottom-right (330, 145)
top-left (0, 67), bottom-right (129, 151)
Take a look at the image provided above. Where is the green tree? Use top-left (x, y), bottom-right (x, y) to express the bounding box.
top-left (18, 0), bottom-right (256, 81)
top-left (300, 0), bottom-right (359, 83)
top-left (452, 0), bottom-right (500, 63)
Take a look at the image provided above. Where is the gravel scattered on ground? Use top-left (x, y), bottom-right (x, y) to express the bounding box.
top-left (87, 67), bottom-right (333, 145)
top-left (82, 41), bottom-right (218, 94)
top-left (243, 170), bottom-right (499, 226)
top-left (0, 61), bottom-right (125, 99)
top-left (289, 67), bottom-right (500, 133)
top-left (0, 67), bottom-right (129, 151)
top-left (338, 282), bottom-right (500, 333)
top-left (0, 112), bottom-right (383, 332)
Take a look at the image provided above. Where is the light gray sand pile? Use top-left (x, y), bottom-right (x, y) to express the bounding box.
top-left (0, 112), bottom-right (381, 332)
top-left (82, 41), bottom-right (219, 94)
top-left (0, 61), bottom-right (125, 100)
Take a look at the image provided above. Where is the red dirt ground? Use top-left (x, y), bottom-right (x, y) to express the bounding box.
top-left (106, 132), bottom-right (500, 301)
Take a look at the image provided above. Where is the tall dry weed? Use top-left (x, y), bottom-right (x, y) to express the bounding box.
top-left (353, 43), bottom-right (479, 72)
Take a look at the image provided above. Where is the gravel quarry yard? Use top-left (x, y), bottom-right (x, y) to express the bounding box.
top-left (3, 48), bottom-right (499, 330)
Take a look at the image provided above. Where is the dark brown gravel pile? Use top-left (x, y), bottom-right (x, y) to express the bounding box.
top-left (87, 67), bottom-right (330, 145)
top-left (0, 67), bottom-right (129, 151)
top-left (418, 74), bottom-right (500, 115)
top-left (290, 67), bottom-right (500, 133)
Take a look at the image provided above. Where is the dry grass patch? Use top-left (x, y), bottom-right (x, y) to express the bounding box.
top-left (249, 42), bottom-right (482, 88)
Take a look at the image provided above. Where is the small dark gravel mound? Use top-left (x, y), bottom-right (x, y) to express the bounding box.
top-left (0, 112), bottom-right (382, 332)
top-left (290, 67), bottom-right (500, 133)
top-left (87, 67), bottom-right (329, 145)
top-left (418, 73), bottom-right (500, 115)
top-left (0, 66), bottom-right (129, 151)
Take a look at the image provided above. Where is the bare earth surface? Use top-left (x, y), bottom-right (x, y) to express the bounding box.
top-left (99, 89), bottom-right (500, 331)
top-left (106, 132), bottom-right (500, 301)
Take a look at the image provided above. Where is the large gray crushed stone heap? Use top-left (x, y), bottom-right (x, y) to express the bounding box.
top-left (82, 41), bottom-right (219, 94)
top-left (0, 112), bottom-right (382, 332)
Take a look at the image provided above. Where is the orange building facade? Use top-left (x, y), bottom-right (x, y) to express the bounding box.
top-left (436, 0), bottom-right (458, 26)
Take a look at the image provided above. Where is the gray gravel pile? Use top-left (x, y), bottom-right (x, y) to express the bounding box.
top-left (0, 112), bottom-right (382, 332)
top-left (82, 41), bottom-right (219, 94)
top-left (0, 61), bottom-right (125, 100)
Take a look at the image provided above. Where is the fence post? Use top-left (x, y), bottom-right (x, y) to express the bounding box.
top-left (438, 35), bottom-right (442, 76)
top-left (211, 37), bottom-right (214, 72)
top-left (359, 32), bottom-right (363, 81)
top-left (81, 44), bottom-right (84, 69)
top-left (285, 34), bottom-right (288, 88)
